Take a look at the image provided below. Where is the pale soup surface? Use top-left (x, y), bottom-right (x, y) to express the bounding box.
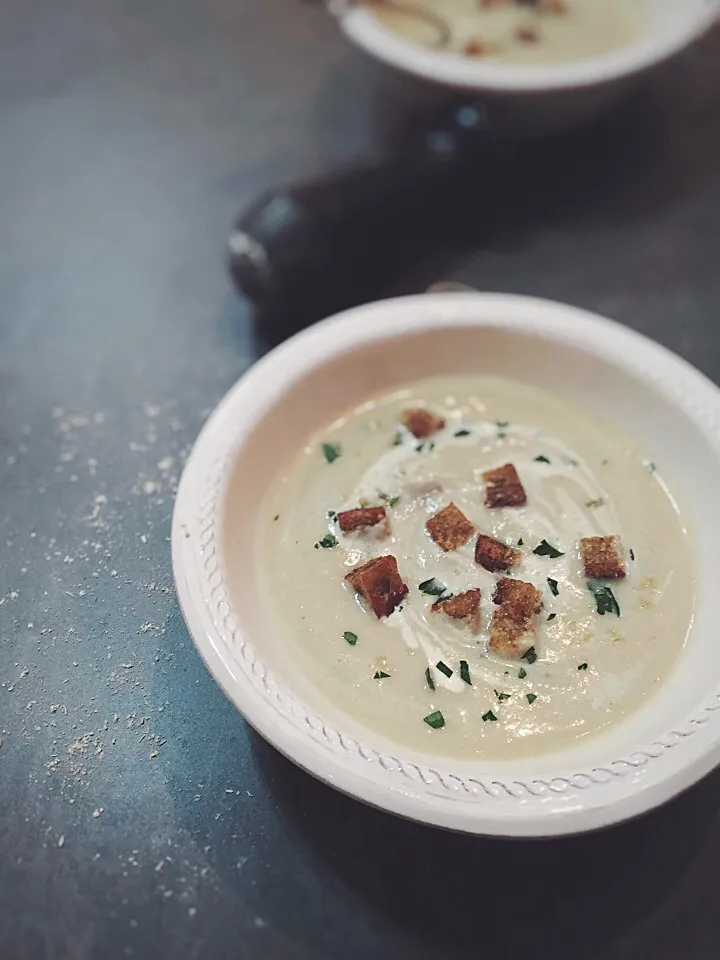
top-left (367, 0), bottom-right (642, 64)
top-left (257, 376), bottom-right (695, 760)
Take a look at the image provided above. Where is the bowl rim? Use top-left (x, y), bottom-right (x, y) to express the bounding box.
top-left (172, 292), bottom-right (720, 837)
top-left (331, 1), bottom-right (719, 93)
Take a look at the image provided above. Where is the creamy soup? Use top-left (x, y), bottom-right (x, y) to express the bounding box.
top-left (256, 376), bottom-right (695, 760)
top-left (365, 0), bottom-right (642, 63)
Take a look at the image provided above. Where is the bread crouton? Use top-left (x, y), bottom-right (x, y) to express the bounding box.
top-left (345, 555), bottom-right (408, 619)
top-left (401, 408), bottom-right (445, 439)
top-left (426, 503), bottom-right (475, 552)
top-left (489, 578), bottom-right (543, 659)
top-left (580, 536), bottom-right (626, 580)
top-left (431, 589), bottom-right (482, 634)
top-left (337, 507), bottom-right (389, 539)
top-left (482, 463), bottom-right (527, 508)
top-left (475, 534), bottom-right (521, 573)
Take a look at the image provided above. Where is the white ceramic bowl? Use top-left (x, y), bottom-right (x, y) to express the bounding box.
top-left (173, 293), bottom-right (720, 837)
top-left (329, 0), bottom-right (719, 132)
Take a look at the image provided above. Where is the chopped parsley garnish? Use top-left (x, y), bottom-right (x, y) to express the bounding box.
top-left (518, 667), bottom-right (527, 680)
top-left (578, 662), bottom-right (588, 671)
top-left (533, 539), bottom-right (564, 558)
top-left (373, 671), bottom-right (390, 679)
top-left (416, 440), bottom-right (436, 453)
top-left (436, 661), bottom-right (453, 679)
top-left (534, 455), bottom-right (551, 464)
top-left (273, 514), bottom-right (279, 521)
top-left (418, 578), bottom-right (448, 597)
top-left (588, 581), bottom-right (621, 617)
top-left (460, 660), bottom-right (472, 685)
top-left (393, 431), bottom-right (403, 447)
top-left (547, 613), bottom-right (557, 622)
top-left (482, 710), bottom-right (498, 723)
top-left (526, 693), bottom-right (538, 705)
top-left (494, 690), bottom-right (511, 701)
top-left (454, 428), bottom-right (471, 437)
top-left (327, 510), bottom-right (337, 520)
top-left (521, 647), bottom-right (537, 665)
top-left (496, 420), bottom-right (509, 438)
top-left (547, 577), bottom-right (559, 596)
top-left (424, 710), bottom-right (445, 729)
top-left (322, 442), bottom-right (341, 463)
top-left (585, 498), bottom-right (605, 509)
top-left (378, 492), bottom-right (401, 508)
top-left (343, 631), bottom-right (358, 646)
top-left (315, 533), bottom-right (338, 549)
top-left (645, 460), bottom-right (657, 474)
top-left (517, 537), bottom-right (524, 546)
top-left (630, 548), bottom-right (635, 561)
top-left (425, 667), bottom-right (435, 691)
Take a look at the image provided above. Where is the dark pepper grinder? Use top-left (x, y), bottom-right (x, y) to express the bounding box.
top-left (227, 103), bottom-right (511, 338)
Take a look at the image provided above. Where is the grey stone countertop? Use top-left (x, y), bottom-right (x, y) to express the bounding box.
top-left (2, 2), bottom-right (720, 958)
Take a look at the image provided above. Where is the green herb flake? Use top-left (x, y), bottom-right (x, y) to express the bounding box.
top-left (526, 693), bottom-right (538, 705)
top-left (534, 455), bottom-right (551, 464)
top-left (547, 613), bottom-right (557, 622)
top-left (547, 577), bottom-right (559, 597)
top-left (424, 710), bottom-right (445, 729)
top-left (436, 661), bottom-right (453, 679)
top-left (327, 510), bottom-right (337, 520)
top-left (418, 578), bottom-right (448, 597)
top-left (518, 667), bottom-right (527, 680)
top-left (373, 671), bottom-right (390, 679)
top-left (273, 514), bottom-right (279, 522)
top-left (343, 631), bottom-right (358, 646)
top-left (521, 647), bottom-right (537, 665)
top-left (460, 660), bottom-right (472, 685)
top-left (482, 710), bottom-right (498, 723)
top-left (496, 420), bottom-right (509, 438)
top-left (588, 581), bottom-right (621, 617)
top-left (645, 460), bottom-right (657, 474)
top-left (517, 537), bottom-right (524, 547)
top-left (378, 492), bottom-right (401, 508)
top-left (533, 539), bottom-right (564, 559)
top-left (630, 548), bottom-right (635, 562)
top-left (315, 533), bottom-right (338, 549)
top-left (322, 442), bottom-right (341, 464)
top-left (454, 428), bottom-right (471, 437)
top-left (494, 689), bottom-right (511, 701)
top-left (425, 667), bottom-right (435, 691)
top-left (393, 431), bottom-right (404, 447)
top-left (578, 662), bottom-right (588, 671)
top-left (585, 498), bottom-right (605, 509)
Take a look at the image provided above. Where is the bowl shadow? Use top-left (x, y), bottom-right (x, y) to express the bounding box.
top-left (252, 731), bottom-right (720, 959)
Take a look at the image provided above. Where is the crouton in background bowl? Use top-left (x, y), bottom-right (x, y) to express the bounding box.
top-left (173, 292), bottom-right (720, 837)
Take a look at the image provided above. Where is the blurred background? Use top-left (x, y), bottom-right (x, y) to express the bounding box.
top-left (1, 2), bottom-right (720, 958)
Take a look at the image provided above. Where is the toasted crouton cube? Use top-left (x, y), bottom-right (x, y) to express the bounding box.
top-left (489, 578), bottom-right (543, 659)
top-left (426, 503), bottom-right (475, 552)
top-left (431, 589), bottom-right (482, 634)
top-left (345, 555), bottom-right (408, 619)
top-left (580, 536), bottom-right (626, 580)
top-left (401, 408), bottom-right (445, 439)
top-left (475, 534), bottom-right (521, 573)
top-left (337, 507), bottom-right (389, 539)
top-left (483, 463), bottom-right (527, 508)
